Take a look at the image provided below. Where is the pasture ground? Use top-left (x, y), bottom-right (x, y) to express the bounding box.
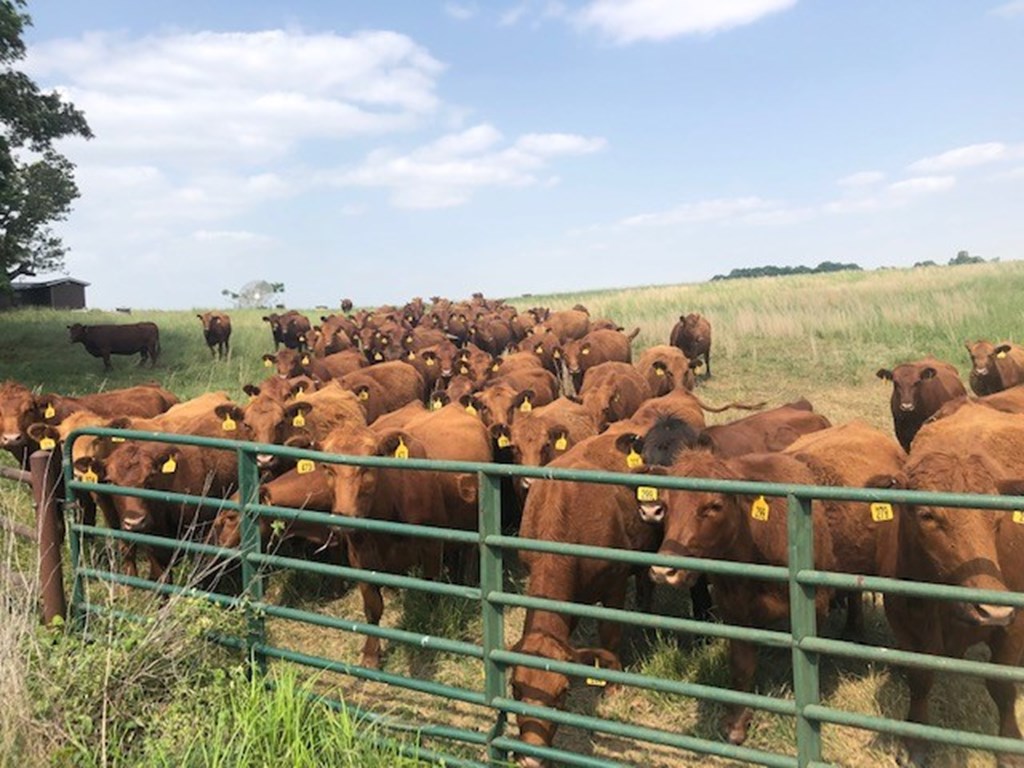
top-left (2, 259), bottom-right (1023, 766)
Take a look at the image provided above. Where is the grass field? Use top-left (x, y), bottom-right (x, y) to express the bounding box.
top-left (3, 259), bottom-right (1024, 766)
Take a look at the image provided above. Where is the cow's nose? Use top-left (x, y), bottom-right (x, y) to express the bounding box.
top-left (639, 501), bottom-right (665, 523)
top-left (516, 757), bottom-right (545, 768)
top-left (520, 477), bottom-right (534, 490)
top-left (899, 403), bottom-right (915, 412)
top-left (975, 603), bottom-right (1015, 626)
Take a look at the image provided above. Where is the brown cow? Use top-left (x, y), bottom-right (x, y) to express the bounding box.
top-left (263, 311), bottom-right (312, 352)
top-left (670, 312), bottom-right (712, 378)
top-left (509, 431), bottom-right (661, 759)
top-left (197, 311), bottom-right (232, 359)
top-left (338, 362), bottom-right (425, 424)
top-left (630, 388), bottom-right (765, 434)
top-left (517, 329), bottom-right (562, 379)
top-left (876, 357), bottom-right (967, 451)
top-left (321, 425), bottom-right (448, 668)
top-left (495, 397), bottom-right (599, 494)
top-left (68, 322), bottom-right (160, 370)
top-left (538, 309), bottom-right (590, 342)
top-left (868, 403), bottom-right (1024, 766)
top-left (222, 382), bottom-right (366, 473)
top-left (32, 384), bottom-right (179, 427)
top-left (262, 348), bottom-right (365, 382)
top-left (931, 383), bottom-right (1024, 423)
top-left (578, 362), bottom-right (653, 431)
top-left (965, 339), bottom-right (1024, 396)
top-left (464, 368), bottom-right (560, 432)
top-left (560, 328), bottom-right (639, 393)
top-left (1, 380), bottom-right (41, 461)
top-left (702, 399), bottom-right (832, 457)
top-left (634, 344), bottom-right (698, 396)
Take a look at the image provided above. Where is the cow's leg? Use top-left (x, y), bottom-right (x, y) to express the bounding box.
top-left (357, 581), bottom-right (385, 668)
top-left (843, 591), bottom-right (864, 637)
top-left (705, 351), bottom-right (711, 378)
top-left (722, 639), bottom-right (757, 744)
top-left (901, 666), bottom-right (935, 766)
top-left (690, 576), bottom-right (714, 622)
top-left (597, 577), bottom-right (628, 654)
top-left (102, 351), bottom-right (112, 370)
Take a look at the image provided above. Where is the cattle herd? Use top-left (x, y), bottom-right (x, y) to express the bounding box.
top-left (5, 294), bottom-right (1024, 766)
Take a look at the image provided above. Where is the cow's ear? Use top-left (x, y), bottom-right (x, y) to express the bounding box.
top-left (511, 389), bottom-right (535, 416)
top-left (27, 423), bottom-right (57, 444)
top-left (571, 647), bottom-right (623, 685)
top-left (197, 314), bottom-right (203, 320)
top-left (214, 403), bottom-right (244, 421)
top-left (919, 367), bottom-right (937, 380)
top-left (74, 456), bottom-right (105, 481)
top-left (875, 368), bottom-right (893, 381)
top-left (242, 384), bottom-right (261, 398)
top-left (865, 473), bottom-right (906, 490)
top-left (695, 432), bottom-right (716, 452)
top-left (376, 430), bottom-right (415, 458)
top-left (429, 391), bottom-right (449, 411)
top-left (997, 479), bottom-right (1024, 497)
top-left (152, 451), bottom-right (178, 475)
top-left (548, 425), bottom-right (570, 453)
top-left (262, 353), bottom-right (276, 363)
top-left (688, 358), bottom-right (703, 370)
top-left (614, 432), bottom-right (643, 458)
top-left (352, 384), bottom-right (372, 403)
top-left (284, 401), bottom-right (314, 420)
top-left (996, 344), bottom-right (1012, 356)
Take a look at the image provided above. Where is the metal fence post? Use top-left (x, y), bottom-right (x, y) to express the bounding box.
top-left (479, 470), bottom-right (507, 763)
top-left (31, 449), bottom-right (67, 625)
top-left (788, 492), bottom-right (822, 766)
top-left (238, 447), bottom-right (266, 672)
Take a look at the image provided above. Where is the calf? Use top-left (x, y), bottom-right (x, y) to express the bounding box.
top-left (68, 322), bottom-right (160, 370)
top-left (634, 344), bottom-right (698, 395)
top-left (338, 362), bottom-right (425, 423)
top-left (197, 311), bottom-right (232, 359)
top-left (1, 380), bottom-right (40, 461)
top-left (560, 328), bottom-right (639, 393)
top-left (578, 362), bottom-right (652, 431)
top-left (876, 357), bottom-right (966, 450)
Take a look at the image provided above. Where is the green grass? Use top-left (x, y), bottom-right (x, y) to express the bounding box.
top-left (4, 260), bottom-right (1024, 766)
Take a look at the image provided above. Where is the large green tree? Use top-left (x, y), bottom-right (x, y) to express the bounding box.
top-left (0, 0), bottom-right (91, 289)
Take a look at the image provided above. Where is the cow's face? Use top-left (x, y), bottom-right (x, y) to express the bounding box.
top-left (903, 454), bottom-right (1014, 626)
top-left (966, 341), bottom-right (998, 376)
top-left (102, 446), bottom-right (179, 533)
top-left (323, 431), bottom-right (380, 518)
top-left (67, 323), bottom-right (86, 343)
top-left (560, 340), bottom-right (583, 375)
top-left (241, 398), bottom-right (287, 466)
top-left (0, 381), bottom-right (36, 449)
top-left (647, 454), bottom-right (740, 588)
top-left (877, 364), bottom-right (937, 413)
top-left (212, 508), bottom-right (242, 548)
top-left (581, 384), bottom-right (619, 431)
top-left (508, 418), bottom-right (570, 490)
top-left (510, 632), bottom-right (620, 761)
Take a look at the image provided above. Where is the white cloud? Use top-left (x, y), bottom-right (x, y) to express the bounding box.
top-left (27, 29), bottom-right (444, 167)
top-left (444, 2), bottom-right (479, 19)
top-left (908, 142), bottom-right (1008, 173)
top-left (991, 1), bottom-right (1024, 17)
top-left (618, 196), bottom-right (776, 228)
top-left (335, 123), bottom-right (606, 208)
top-left (837, 170), bottom-right (885, 187)
top-left (192, 229), bottom-right (273, 244)
top-left (576, 0), bottom-right (797, 44)
top-left (888, 175), bottom-right (957, 195)
top-left (500, 4), bottom-right (531, 26)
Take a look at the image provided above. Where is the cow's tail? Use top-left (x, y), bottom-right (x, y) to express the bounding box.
top-left (692, 395), bottom-right (767, 413)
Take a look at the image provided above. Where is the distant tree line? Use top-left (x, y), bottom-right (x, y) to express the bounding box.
top-left (711, 261), bottom-right (862, 281)
top-left (914, 250), bottom-right (992, 268)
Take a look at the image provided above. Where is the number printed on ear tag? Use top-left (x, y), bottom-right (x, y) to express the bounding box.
top-left (1012, 510), bottom-right (1024, 525)
top-left (636, 486), bottom-right (658, 502)
top-left (626, 449), bottom-right (643, 469)
top-left (296, 459), bottom-right (315, 474)
top-left (39, 438), bottom-right (56, 451)
top-left (870, 503), bottom-right (894, 522)
top-left (750, 496), bottom-right (770, 521)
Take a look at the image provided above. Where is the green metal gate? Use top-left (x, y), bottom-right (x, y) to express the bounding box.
top-left (62, 427), bottom-right (1024, 767)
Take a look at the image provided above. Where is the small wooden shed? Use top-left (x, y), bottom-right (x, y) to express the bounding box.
top-left (3, 277), bottom-right (89, 310)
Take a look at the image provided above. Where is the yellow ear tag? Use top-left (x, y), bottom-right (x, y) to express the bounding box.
top-left (407, 352), bottom-right (416, 360)
top-left (519, 398), bottom-right (533, 413)
top-left (292, 412), bottom-right (306, 427)
top-left (358, 390), bottom-right (369, 401)
top-left (296, 459), bottom-right (315, 475)
top-left (294, 388), bottom-right (305, 399)
top-left (394, 438), bottom-right (409, 459)
top-left (554, 435), bottom-right (568, 451)
top-left (111, 436), bottom-right (126, 443)
top-left (83, 469), bottom-right (98, 483)
top-left (626, 449), bottom-right (643, 469)
top-left (301, 355), bottom-right (310, 365)
top-left (39, 438), bottom-right (56, 451)
top-left (655, 367), bottom-right (665, 377)
top-left (44, 403), bottom-right (56, 418)
top-left (553, 350), bottom-right (561, 359)
top-left (534, 344), bottom-right (544, 354)
top-left (161, 457), bottom-right (177, 474)
top-left (221, 417), bottom-right (237, 432)
top-left (870, 502), bottom-right (894, 522)
top-left (425, 357), bottom-right (435, 367)
top-left (751, 496), bottom-right (770, 521)
top-left (264, 359), bottom-right (273, 367)
top-left (492, 363), bottom-right (500, 372)
top-left (430, 399), bottom-right (443, 411)
top-left (459, 365), bottom-right (469, 375)
top-left (374, 352), bottom-right (384, 361)
top-left (637, 486), bottom-right (658, 502)
top-left (497, 435), bottom-right (511, 448)
top-left (585, 658), bottom-right (607, 688)
top-left (1012, 510), bottom-right (1024, 525)
top-left (581, 348), bottom-right (590, 356)
top-left (465, 404), bottom-right (477, 415)
top-left (998, 351), bottom-right (1008, 359)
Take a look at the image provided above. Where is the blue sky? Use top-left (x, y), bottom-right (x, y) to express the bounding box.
top-left (19, 1), bottom-right (1024, 309)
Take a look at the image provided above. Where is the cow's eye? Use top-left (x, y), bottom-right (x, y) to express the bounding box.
top-left (918, 508), bottom-right (940, 525)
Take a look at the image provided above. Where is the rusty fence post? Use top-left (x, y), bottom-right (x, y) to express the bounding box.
top-left (30, 449), bottom-right (67, 625)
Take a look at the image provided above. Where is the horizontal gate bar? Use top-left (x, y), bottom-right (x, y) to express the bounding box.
top-left (797, 568), bottom-right (1024, 608)
top-left (73, 522), bottom-right (237, 560)
top-left (800, 636), bottom-right (1024, 682)
top-left (253, 642), bottom-right (488, 707)
top-left (805, 704), bottom-right (1024, 755)
top-left (76, 567), bottom-right (242, 607)
top-left (490, 591), bottom-right (794, 648)
top-left (493, 649), bottom-right (796, 715)
top-left (492, 696), bottom-right (797, 768)
top-left (248, 551), bottom-right (482, 599)
top-left (260, 602), bottom-right (484, 659)
top-left (489, 737), bottom-right (628, 768)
